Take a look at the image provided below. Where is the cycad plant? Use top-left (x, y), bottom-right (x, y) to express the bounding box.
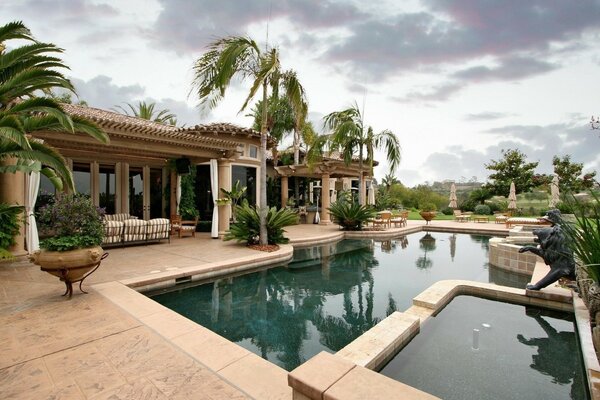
top-left (224, 201), bottom-right (298, 245)
top-left (328, 199), bottom-right (376, 231)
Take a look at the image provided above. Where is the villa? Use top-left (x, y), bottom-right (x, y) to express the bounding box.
top-left (0, 108), bottom-right (598, 400)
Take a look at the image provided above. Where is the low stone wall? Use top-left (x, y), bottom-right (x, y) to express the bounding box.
top-left (489, 237), bottom-right (538, 275)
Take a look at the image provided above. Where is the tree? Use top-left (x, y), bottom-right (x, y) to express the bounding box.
top-left (552, 155), bottom-right (597, 192)
top-left (484, 149), bottom-right (538, 195)
top-left (0, 21), bottom-right (108, 191)
top-left (115, 101), bottom-right (177, 125)
top-left (381, 173), bottom-right (399, 191)
top-left (323, 102), bottom-right (401, 205)
top-left (249, 95), bottom-right (294, 166)
top-left (469, 188), bottom-right (492, 205)
top-left (191, 36), bottom-right (305, 245)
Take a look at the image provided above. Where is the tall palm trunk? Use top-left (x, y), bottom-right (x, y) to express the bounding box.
top-left (293, 129), bottom-right (300, 165)
top-left (358, 146), bottom-right (364, 205)
top-left (259, 80), bottom-right (269, 245)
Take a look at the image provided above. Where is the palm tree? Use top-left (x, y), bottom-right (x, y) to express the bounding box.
top-left (323, 102), bottom-right (401, 205)
top-left (381, 173), bottom-right (399, 191)
top-left (0, 21), bottom-right (108, 191)
top-left (115, 101), bottom-right (177, 125)
top-left (191, 36), bottom-right (305, 245)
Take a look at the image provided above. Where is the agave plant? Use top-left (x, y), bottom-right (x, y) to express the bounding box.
top-left (328, 199), bottom-right (376, 231)
top-left (224, 201), bottom-right (298, 245)
top-left (562, 192), bottom-right (600, 282)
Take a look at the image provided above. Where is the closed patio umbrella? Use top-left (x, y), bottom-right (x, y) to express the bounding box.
top-left (508, 181), bottom-right (517, 212)
top-left (549, 175), bottom-right (560, 208)
top-left (448, 183), bottom-right (458, 209)
top-left (367, 185), bottom-right (375, 205)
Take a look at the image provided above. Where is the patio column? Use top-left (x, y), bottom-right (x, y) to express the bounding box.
top-left (217, 159), bottom-right (232, 237)
top-left (281, 175), bottom-right (288, 208)
top-left (169, 169), bottom-right (177, 218)
top-left (360, 173), bottom-right (367, 205)
top-left (0, 160), bottom-right (26, 256)
top-left (320, 173), bottom-right (331, 224)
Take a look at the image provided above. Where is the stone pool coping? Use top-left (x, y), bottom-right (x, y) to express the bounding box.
top-left (286, 263), bottom-right (600, 400)
top-left (94, 223), bottom-right (597, 400)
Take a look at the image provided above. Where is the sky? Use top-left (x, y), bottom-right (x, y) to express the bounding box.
top-left (4, 0), bottom-right (600, 187)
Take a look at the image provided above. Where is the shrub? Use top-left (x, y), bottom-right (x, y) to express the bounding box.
top-left (328, 200), bottom-right (377, 231)
top-left (420, 202), bottom-right (437, 212)
top-left (224, 201), bottom-right (298, 245)
top-left (440, 207), bottom-right (454, 216)
top-left (460, 199), bottom-right (477, 212)
top-left (555, 201), bottom-right (574, 214)
top-left (474, 204), bottom-right (491, 215)
top-left (0, 203), bottom-right (23, 259)
top-left (486, 201), bottom-right (502, 213)
top-left (37, 194), bottom-right (104, 251)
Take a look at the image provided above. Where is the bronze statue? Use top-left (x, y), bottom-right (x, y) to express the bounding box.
top-left (518, 209), bottom-right (576, 290)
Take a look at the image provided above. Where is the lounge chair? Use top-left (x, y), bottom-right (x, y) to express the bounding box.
top-left (505, 217), bottom-right (551, 229)
top-left (454, 210), bottom-right (472, 222)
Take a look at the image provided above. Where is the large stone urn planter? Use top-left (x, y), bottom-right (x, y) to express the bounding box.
top-left (30, 246), bottom-right (106, 297)
top-left (419, 211), bottom-right (437, 225)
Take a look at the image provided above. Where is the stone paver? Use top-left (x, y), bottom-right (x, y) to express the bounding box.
top-left (0, 220), bottom-right (512, 399)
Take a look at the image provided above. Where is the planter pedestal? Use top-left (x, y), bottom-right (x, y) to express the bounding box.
top-left (419, 211), bottom-right (437, 225)
top-left (30, 247), bottom-right (108, 298)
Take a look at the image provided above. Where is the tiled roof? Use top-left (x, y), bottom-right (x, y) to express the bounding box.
top-left (61, 103), bottom-right (260, 142)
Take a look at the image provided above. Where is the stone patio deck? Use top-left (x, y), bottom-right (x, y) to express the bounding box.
top-left (0, 219), bottom-right (510, 399)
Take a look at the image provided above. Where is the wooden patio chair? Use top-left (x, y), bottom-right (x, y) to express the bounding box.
top-left (179, 217), bottom-right (199, 238)
top-left (371, 211), bottom-right (392, 229)
top-left (170, 214), bottom-right (181, 236)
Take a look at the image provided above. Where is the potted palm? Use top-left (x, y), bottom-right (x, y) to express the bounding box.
top-left (30, 194), bottom-right (106, 296)
top-left (419, 203), bottom-right (437, 224)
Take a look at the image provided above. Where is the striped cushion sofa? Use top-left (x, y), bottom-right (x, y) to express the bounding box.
top-left (102, 216), bottom-right (170, 247)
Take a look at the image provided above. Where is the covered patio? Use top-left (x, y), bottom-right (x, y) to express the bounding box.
top-left (275, 157), bottom-right (375, 224)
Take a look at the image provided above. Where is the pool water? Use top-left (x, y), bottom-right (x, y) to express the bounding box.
top-left (380, 296), bottom-right (588, 400)
top-left (150, 233), bottom-right (529, 371)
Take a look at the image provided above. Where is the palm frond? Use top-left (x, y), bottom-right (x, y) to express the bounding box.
top-left (0, 21), bottom-right (34, 43)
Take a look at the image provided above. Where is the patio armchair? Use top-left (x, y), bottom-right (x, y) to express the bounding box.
top-left (370, 211), bottom-right (392, 229)
top-left (170, 214), bottom-right (182, 236)
top-left (391, 210), bottom-right (408, 227)
top-left (179, 217), bottom-right (199, 238)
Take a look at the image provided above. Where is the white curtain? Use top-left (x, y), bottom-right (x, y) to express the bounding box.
top-left (26, 171), bottom-right (40, 254)
top-left (176, 175), bottom-right (182, 214)
top-left (210, 159), bottom-right (219, 238)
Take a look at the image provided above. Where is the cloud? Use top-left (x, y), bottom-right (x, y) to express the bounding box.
top-left (147, 0), bottom-right (365, 55)
top-left (393, 83), bottom-right (463, 104)
top-left (414, 120), bottom-right (600, 185)
top-left (69, 75), bottom-right (202, 126)
top-left (464, 112), bottom-right (517, 121)
top-left (452, 56), bottom-right (558, 82)
top-left (324, 1), bottom-right (600, 81)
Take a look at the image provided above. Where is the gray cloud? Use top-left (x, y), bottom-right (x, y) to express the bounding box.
top-left (453, 56), bottom-right (558, 82)
top-left (69, 75), bottom-right (203, 126)
top-left (417, 120), bottom-right (599, 185)
top-left (325, 1), bottom-right (600, 81)
top-left (393, 83), bottom-right (463, 104)
top-left (148, 0), bottom-right (365, 55)
top-left (464, 112), bottom-right (517, 121)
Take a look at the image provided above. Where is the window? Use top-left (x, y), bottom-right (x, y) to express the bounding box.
top-left (99, 165), bottom-right (116, 214)
top-left (73, 162), bottom-right (91, 195)
top-left (248, 145), bottom-right (258, 158)
top-left (232, 165), bottom-right (256, 205)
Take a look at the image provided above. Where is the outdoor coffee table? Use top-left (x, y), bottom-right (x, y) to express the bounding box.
top-left (474, 216), bottom-right (489, 223)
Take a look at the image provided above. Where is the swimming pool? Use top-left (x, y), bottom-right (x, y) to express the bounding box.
top-left (150, 233), bottom-right (530, 370)
top-left (380, 295), bottom-right (588, 400)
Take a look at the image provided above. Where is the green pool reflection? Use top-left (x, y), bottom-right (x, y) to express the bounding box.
top-left (150, 233), bottom-right (530, 371)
